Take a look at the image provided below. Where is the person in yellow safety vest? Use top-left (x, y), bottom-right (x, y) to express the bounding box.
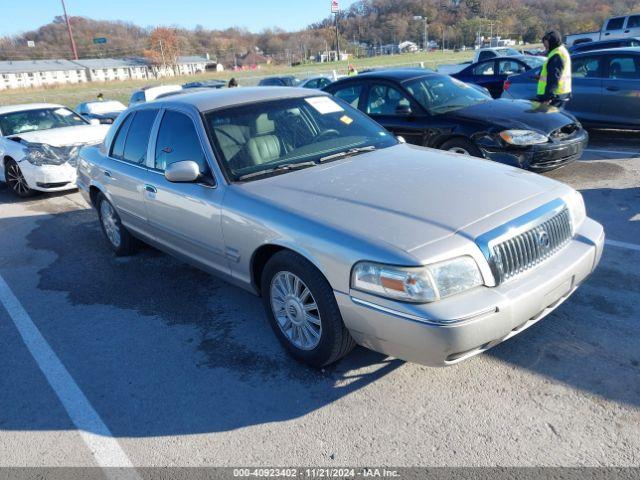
top-left (347, 64), bottom-right (358, 76)
top-left (537, 30), bottom-right (572, 108)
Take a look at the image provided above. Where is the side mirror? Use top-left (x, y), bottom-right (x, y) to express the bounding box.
top-left (164, 160), bottom-right (201, 183)
top-left (395, 104), bottom-right (413, 115)
top-left (89, 118), bottom-right (101, 126)
top-left (396, 135), bottom-right (407, 144)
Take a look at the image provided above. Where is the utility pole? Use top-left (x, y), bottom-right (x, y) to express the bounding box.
top-left (334, 13), bottom-right (340, 61)
top-left (60, 0), bottom-right (78, 60)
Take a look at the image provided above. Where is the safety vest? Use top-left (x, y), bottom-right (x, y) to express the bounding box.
top-left (537, 45), bottom-right (572, 96)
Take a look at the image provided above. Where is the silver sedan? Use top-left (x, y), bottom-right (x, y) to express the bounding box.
top-left (77, 87), bottom-right (605, 367)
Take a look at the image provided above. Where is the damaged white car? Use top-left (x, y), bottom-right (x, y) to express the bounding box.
top-left (0, 103), bottom-right (109, 197)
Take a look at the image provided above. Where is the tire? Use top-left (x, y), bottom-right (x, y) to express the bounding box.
top-left (96, 192), bottom-right (135, 256)
top-left (440, 138), bottom-right (483, 158)
top-left (261, 250), bottom-right (356, 367)
top-left (5, 159), bottom-right (36, 198)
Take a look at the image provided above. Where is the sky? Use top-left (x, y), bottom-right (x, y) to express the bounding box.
top-left (1, 0), bottom-right (359, 36)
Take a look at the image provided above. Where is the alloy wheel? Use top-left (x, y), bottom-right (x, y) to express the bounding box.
top-left (270, 271), bottom-right (322, 351)
top-left (448, 147), bottom-right (471, 155)
top-left (6, 163), bottom-right (31, 196)
top-left (100, 200), bottom-right (122, 249)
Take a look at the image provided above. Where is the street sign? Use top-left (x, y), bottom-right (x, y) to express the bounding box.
top-left (93, 37), bottom-right (108, 44)
top-left (26, 40), bottom-right (35, 48)
top-left (331, 0), bottom-right (339, 14)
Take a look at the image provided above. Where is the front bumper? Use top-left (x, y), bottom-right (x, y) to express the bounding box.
top-left (337, 217), bottom-right (604, 367)
top-left (19, 160), bottom-right (77, 192)
top-left (480, 129), bottom-right (589, 172)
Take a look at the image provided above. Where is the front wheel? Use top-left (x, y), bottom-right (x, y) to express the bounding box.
top-left (440, 138), bottom-right (483, 158)
top-left (5, 159), bottom-right (36, 198)
top-left (261, 251), bottom-right (356, 367)
top-left (96, 193), bottom-right (135, 256)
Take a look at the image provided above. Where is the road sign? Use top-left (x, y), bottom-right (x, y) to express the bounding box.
top-left (331, 0), bottom-right (339, 14)
top-left (26, 40), bottom-right (35, 48)
top-left (93, 37), bottom-right (108, 44)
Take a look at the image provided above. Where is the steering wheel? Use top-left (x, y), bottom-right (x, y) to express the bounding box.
top-left (313, 129), bottom-right (341, 142)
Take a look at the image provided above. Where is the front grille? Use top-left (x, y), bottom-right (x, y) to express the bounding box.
top-left (490, 208), bottom-right (572, 283)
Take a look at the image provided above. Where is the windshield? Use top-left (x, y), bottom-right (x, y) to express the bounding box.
top-left (0, 107), bottom-right (87, 136)
top-left (85, 101), bottom-right (126, 114)
top-left (522, 56), bottom-right (545, 68)
top-left (404, 76), bottom-right (491, 115)
top-left (205, 96), bottom-right (397, 181)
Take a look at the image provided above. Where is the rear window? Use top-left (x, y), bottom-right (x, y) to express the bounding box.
top-left (606, 17), bottom-right (625, 31)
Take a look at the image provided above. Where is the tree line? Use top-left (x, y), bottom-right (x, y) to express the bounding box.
top-left (1, 0), bottom-right (640, 63)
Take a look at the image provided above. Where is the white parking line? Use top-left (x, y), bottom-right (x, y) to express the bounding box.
top-left (0, 274), bottom-right (140, 477)
top-left (606, 239), bottom-right (640, 252)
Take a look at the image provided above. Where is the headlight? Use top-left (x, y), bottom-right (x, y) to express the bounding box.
top-left (23, 148), bottom-right (52, 166)
top-left (565, 190), bottom-right (586, 233)
top-left (351, 256), bottom-right (483, 303)
top-left (499, 130), bottom-right (548, 146)
top-left (22, 143), bottom-right (79, 166)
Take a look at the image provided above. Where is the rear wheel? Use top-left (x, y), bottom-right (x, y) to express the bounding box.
top-left (96, 192), bottom-right (135, 256)
top-left (441, 138), bottom-right (483, 158)
top-left (261, 251), bottom-right (356, 367)
top-left (5, 159), bottom-right (36, 198)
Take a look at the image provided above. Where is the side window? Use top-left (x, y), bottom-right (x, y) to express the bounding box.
top-left (130, 91), bottom-right (144, 104)
top-left (318, 78), bottom-right (331, 89)
top-left (572, 56), bottom-right (601, 78)
top-left (110, 112), bottom-right (134, 160)
top-left (606, 17), bottom-right (625, 31)
top-left (607, 56), bottom-right (640, 79)
top-left (366, 84), bottom-right (412, 115)
top-left (154, 111), bottom-right (208, 174)
top-left (304, 79), bottom-right (319, 89)
top-left (498, 60), bottom-right (525, 75)
top-left (477, 51), bottom-right (495, 62)
top-left (332, 84), bottom-right (363, 108)
top-left (628, 15), bottom-right (640, 28)
top-left (473, 61), bottom-right (495, 76)
top-left (122, 109), bottom-right (157, 165)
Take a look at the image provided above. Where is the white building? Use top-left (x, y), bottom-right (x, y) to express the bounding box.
top-left (73, 58), bottom-right (150, 82)
top-left (0, 59), bottom-right (87, 90)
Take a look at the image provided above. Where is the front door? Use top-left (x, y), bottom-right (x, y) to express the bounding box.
top-left (364, 82), bottom-right (427, 145)
top-left (567, 55), bottom-right (604, 124)
top-left (601, 53), bottom-right (640, 128)
top-left (143, 108), bottom-right (229, 275)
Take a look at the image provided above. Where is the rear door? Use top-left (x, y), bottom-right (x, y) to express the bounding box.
top-left (466, 60), bottom-right (500, 96)
top-left (567, 54), bottom-right (604, 124)
top-left (603, 17), bottom-right (627, 40)
top-left (102, 108), bottom-right (158, 236)
top-left (143, 107), bottom-right (229, 275)
top-left (601, 53), bottom-right (640, 128)
top-left (625, 15), bottom-right (640, 38)
top-left (363, 81), bottom-right (427, 145)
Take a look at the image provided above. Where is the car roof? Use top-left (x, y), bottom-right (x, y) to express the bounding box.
top-left (574, 46), bottom-right (640, 55)
top-left (342, 68), bottom-right (438, 82)
top-left (0, 103), bottom-right (63, 115)
top-left (146, 86), bottom-right (329, 112)
top-left (575, 37), bottom-right (640, 46)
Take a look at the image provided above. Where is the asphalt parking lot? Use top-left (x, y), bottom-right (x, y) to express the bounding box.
top-left (0, 131), bottom-right (638, 469)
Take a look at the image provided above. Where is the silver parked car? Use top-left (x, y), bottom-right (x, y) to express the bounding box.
top-left (77, 88), bottom-right (605, 367)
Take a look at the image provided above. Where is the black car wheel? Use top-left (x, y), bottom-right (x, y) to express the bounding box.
top-left (441, 138), bottom-right (483, 158)
top-left (261, 250), bottom-right (356, 367)
top-left (5, 159), bottom-right (36, 198)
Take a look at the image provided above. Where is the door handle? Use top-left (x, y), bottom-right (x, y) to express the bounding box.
top-left (103, 170), bottom-right (112, 178)
top-left (606, 86), bottom-right (620, 92)
top-left (624, 30), bottom-right (630, 33)
top-left (144, 184), bottom-right (157, 194)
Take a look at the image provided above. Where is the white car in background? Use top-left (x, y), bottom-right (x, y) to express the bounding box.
top-left (0, 103), bottom-right (109, 197)
top-left (128, 85), bottom-right (183, 105)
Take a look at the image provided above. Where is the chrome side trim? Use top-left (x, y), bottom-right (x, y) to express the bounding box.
top-left (350, 297), bottom-right (497, 326)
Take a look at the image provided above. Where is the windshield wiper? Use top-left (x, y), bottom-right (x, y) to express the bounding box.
top-left (318, 145), bottom-right (377, 163)
top-left (236, 161), bottom-right (317, 181)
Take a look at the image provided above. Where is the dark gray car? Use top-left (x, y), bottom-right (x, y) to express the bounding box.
top-left (502, 48), bottom-right (640, 129)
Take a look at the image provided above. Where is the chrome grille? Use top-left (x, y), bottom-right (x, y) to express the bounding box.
top-left (491, 208), bottom-right (572, 283)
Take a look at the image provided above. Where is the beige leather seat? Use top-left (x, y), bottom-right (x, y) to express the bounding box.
top-left (247, 114), bottom-right (281, 165)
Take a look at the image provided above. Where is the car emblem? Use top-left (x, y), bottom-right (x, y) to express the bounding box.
top-left (537, 230), bottom-right (551, 249)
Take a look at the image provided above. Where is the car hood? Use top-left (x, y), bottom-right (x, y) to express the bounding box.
top-left (8, 124), bottom-right (110, 147)
top-left (450, 99), bottom-right (575, 134)
top-left (237, 144), bottom-right (564, 253)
